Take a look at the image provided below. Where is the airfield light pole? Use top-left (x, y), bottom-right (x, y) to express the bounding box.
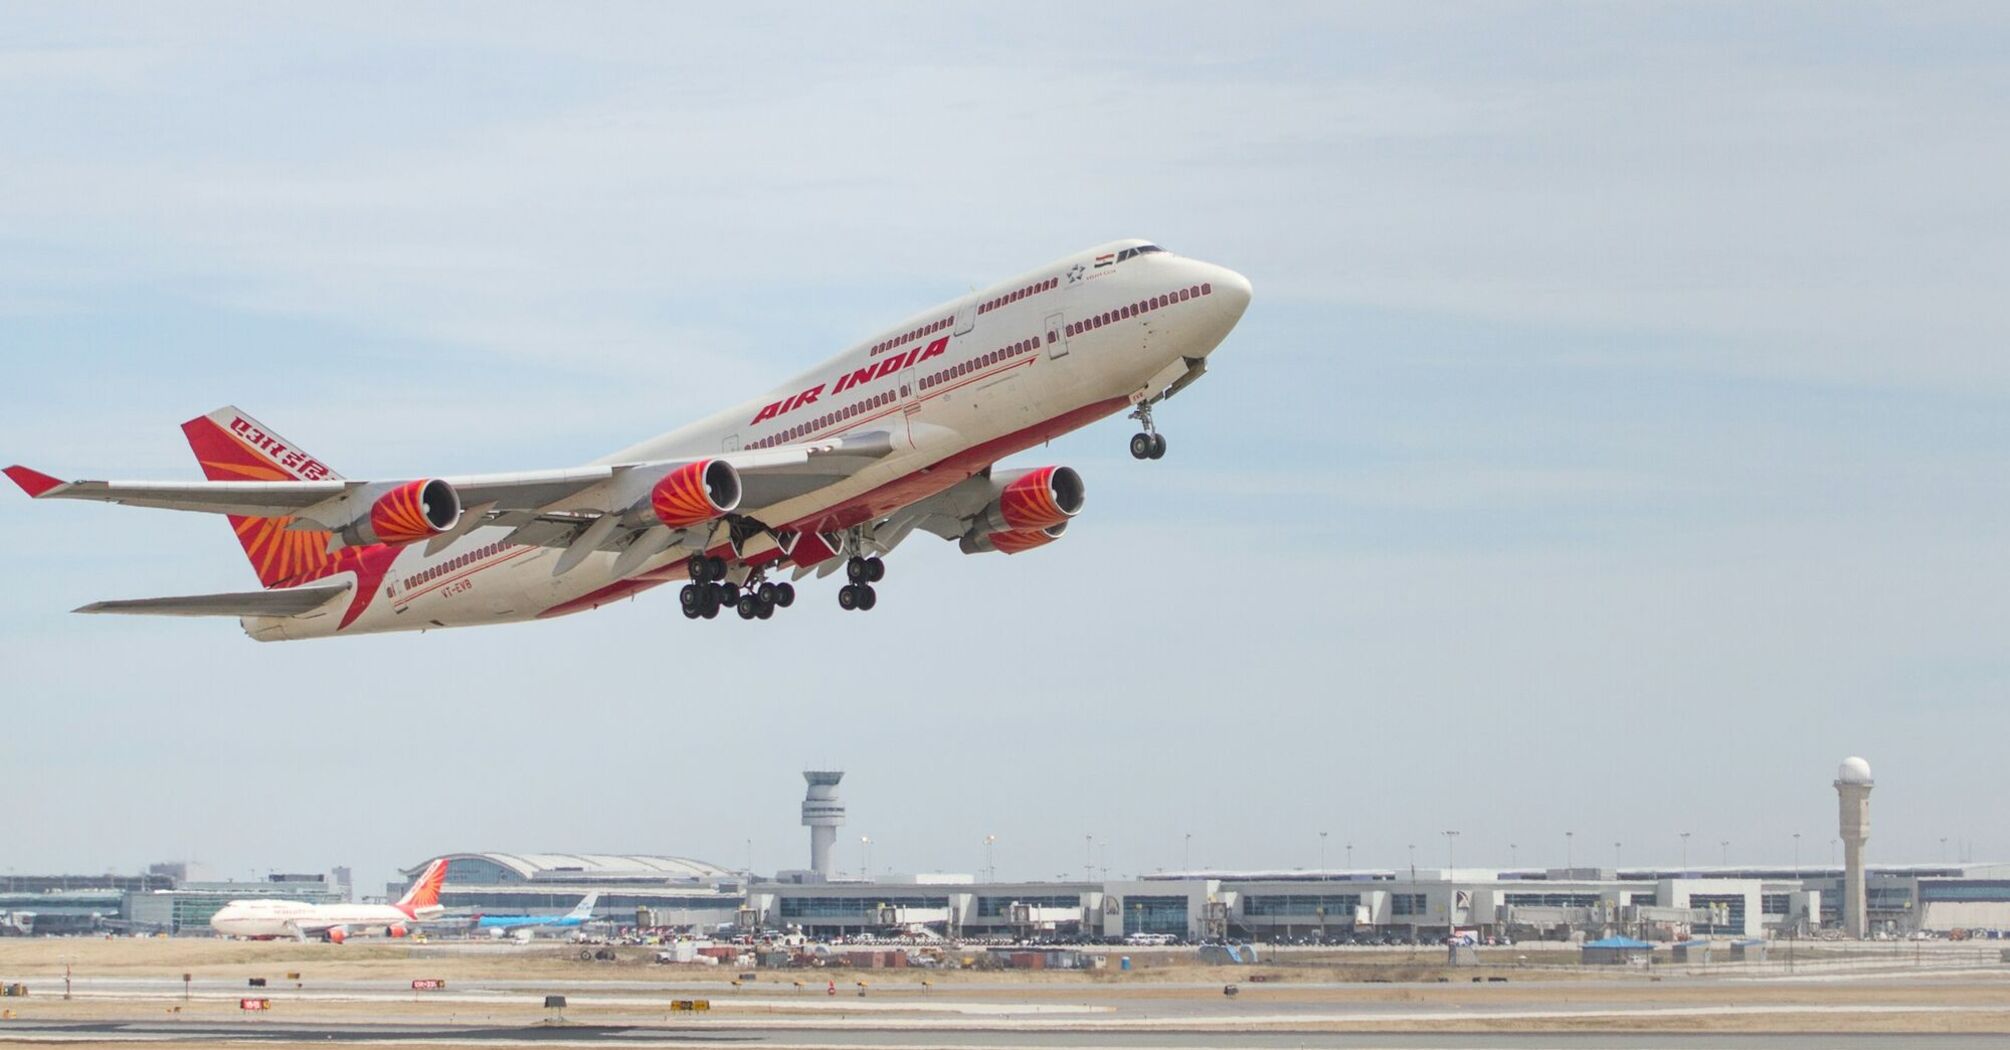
top-left (1346, 842), bottom-right (1354, 869)
top-left (1613, 841), bottom-right (1622, 870)
top-left (1565, 831), bottom-right (1574, 870)
top-left (984, 835), bottom-right (998, 883)
top-left (1793, 832), bottom-right (1802, 871)
top-left (1681, 832), bottom-right (1691, 870)
top-left (1721, 840), bottom-right (1730, 865)
top-left (1442, 830), bottom-right (1459, 873)
top-left (1184, 833), bottom-right (1192, 874)
top-left (1509, 843), bottom-right (1518, 868)
top-left (1085, 835), bottom-right (1094, 881)
top-left (860, 836), bottom-right (872, 879)
top-left (1320, 832), bottom-right (1329, 880)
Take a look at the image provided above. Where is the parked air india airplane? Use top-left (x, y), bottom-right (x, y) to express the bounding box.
top-left (210, 859), bottom-right (448, 942)
top-left (7, 240), bottom-right (1250, 640)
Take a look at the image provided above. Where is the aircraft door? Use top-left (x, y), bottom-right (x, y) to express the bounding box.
top-left (898, 363), bottom-right (921, 446)
top-left (1045, 311), bottom-right (1069, 359)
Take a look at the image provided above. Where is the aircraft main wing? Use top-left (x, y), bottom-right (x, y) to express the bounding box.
top-left (75, 581), bottom-right (352, 618)
top-left (3, 464), bottom-right (618, 522)
top-left (4, 432), bottom-right (895, 525)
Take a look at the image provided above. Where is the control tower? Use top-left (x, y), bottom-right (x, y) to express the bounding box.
top-left (801, 770), bottom-right (846, 880)
top-left (1835, 756), bottom-right (1874, 939)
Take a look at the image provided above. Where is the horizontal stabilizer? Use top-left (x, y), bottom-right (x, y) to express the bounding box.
top-left (74, 581), bottom-right (351, 618)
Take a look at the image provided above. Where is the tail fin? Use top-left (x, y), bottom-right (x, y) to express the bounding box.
top-left (567, 892), bottom-right (600, 920)
top-left (396, 858), bottom-right (449, 915)
top-left (180, 406), bottom-right (345, 589)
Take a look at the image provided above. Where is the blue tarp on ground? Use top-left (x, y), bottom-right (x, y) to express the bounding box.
top-left (1582, 936), bottom-right (1657, 949)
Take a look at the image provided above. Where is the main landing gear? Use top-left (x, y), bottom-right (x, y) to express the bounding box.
top-left (1128, 401), bottom-right (1167, 460)
top-left (679, 555), bottom-right (794, 621)
top-left (837, 555), bottom-right (884, 612)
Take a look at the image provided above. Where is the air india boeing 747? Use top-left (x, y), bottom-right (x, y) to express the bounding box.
top-left (7, 240), bottom-right (1250, 640)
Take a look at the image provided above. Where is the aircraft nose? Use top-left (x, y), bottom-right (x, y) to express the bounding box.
top-left (1206, 264), bottom-right (1252, 320)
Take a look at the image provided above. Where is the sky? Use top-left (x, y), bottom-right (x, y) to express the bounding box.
top-left (1, 4), bottom-right (2006, 897)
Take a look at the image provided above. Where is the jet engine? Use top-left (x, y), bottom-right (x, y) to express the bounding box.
top-left (961, 521), bottom-right (1069, 555)
top-left (387, 923), bottom-right (408, 938)
top-left (325, 927), bottom-right (348, 944)
top-left (977, 466), bottom-right (1084, 533)
top-left (334, 479), bottom-right (462, 548)
top-left (649, 459), bottom-right (742, 528)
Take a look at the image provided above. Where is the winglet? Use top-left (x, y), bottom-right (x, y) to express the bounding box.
top-left (4, 465), bottom-right (66, 498)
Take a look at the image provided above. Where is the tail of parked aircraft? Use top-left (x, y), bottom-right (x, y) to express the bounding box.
top-left (395, 858), bottom-right (450, 918)
top-left (567, 892), bottom-right (600, 921)
top-left (180, 407), bottom-right (345, 589)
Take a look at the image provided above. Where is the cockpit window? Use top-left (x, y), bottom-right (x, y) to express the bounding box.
top-left (1114, 244), bottom-right (1165, 264)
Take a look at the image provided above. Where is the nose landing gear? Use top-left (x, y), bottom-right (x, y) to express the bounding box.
top-left (1128, 402), bottom-right (1167, 460)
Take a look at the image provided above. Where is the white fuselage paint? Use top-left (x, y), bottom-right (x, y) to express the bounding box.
top-left (209, 898), bottom-right (418, 939)
top-left (244, 240), bottom-right (1250, 640)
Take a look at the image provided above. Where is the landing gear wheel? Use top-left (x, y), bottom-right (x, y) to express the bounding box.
top-left (838, 584), bottom-right (860, 611)
top-left (688, 559), bottom-right (710, 582)
top-left (773, 582), bottom-right (796, 608)
top-left (856, 584), bottom-right (878, 611)
top-left (865, 557), bottom-right (885, 582)
top-left (680, 584), bottom-right (702, 612)
top-left (737, 595), bottom-right (760, 620)
top-left (756, 597), bottom-right (775, 619)
top-left (757, 582), bottom-right (777, 604)
top-left (846, 556), bottom-right (869, 583)
top-left (1149, 433), bottom-right (1167, 459)
top-left (1130, 433), bottom-right (1153, 460)
top-left (700, 598), bottom-right (720, 619)
top-left (715, 583), bottom-right (738, 607)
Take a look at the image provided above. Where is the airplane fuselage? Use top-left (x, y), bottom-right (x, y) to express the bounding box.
top-left (209, 898), bottom-right (420, 939)
top-left (242, 240), bottom-right (1250, 639)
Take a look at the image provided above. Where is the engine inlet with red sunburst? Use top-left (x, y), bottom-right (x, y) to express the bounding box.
top-left (649, 459), bottom-right (742, 528)
top-left (366, 479), bottom-right (461, 545)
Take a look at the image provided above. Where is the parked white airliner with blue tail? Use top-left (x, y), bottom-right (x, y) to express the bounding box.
top-left (7, 240), bottom-right (1250, 639)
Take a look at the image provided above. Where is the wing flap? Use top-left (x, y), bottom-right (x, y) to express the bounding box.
top-left (74, 582), bottom-right (351, 618)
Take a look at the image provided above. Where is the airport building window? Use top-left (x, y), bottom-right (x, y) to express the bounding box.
top-left (1918, 880), bottom-right (2010, 902)
top-left (1391, 893), bottom-right (1428, 917)
top-left (1502, 892), bottom-right (1601, 908)
top-left (975, 894), bottom-right (1082, 918)
top-left (778, 895), bottom-right (949, 919)
top-left (1242, 893), bottom-right (1361, 918)
top-left (1121, 895), bottom-right (1188, 935)
top-left (1689, 893), bottom-right (1746, 934)
top-left (1761, 893), bottom-right (1793, 915)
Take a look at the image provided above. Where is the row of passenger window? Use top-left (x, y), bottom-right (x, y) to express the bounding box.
top-left (871, 315), bottom-right (954, 357)
top-left (976, 276), bottom-right (1058, 315)
top-left (751, 389), bottom-right (900, 448)
top-left (1066, 282), bottom-right (1213, 338)
top-left (403, 541), bottom-right (516, 591)
top-left (919, 335), bottom-right (1038, 392)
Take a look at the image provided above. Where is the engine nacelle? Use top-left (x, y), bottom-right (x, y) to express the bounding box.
top-left (978, 466), bottom-right (1085, 534)
top-left (387, 923), bottom-right (408, 938)
top-left (962, 521), bottom-right (1069, 555)
top-left (336, 479), bottom-right (462, 548)
top-left (325, 927), bottom-right (348, 944)
top-left (649, 459), bottom-right (742, 528)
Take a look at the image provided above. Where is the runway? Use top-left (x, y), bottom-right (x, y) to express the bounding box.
top-left (2, 1019), bottom-right (2007, 1048)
